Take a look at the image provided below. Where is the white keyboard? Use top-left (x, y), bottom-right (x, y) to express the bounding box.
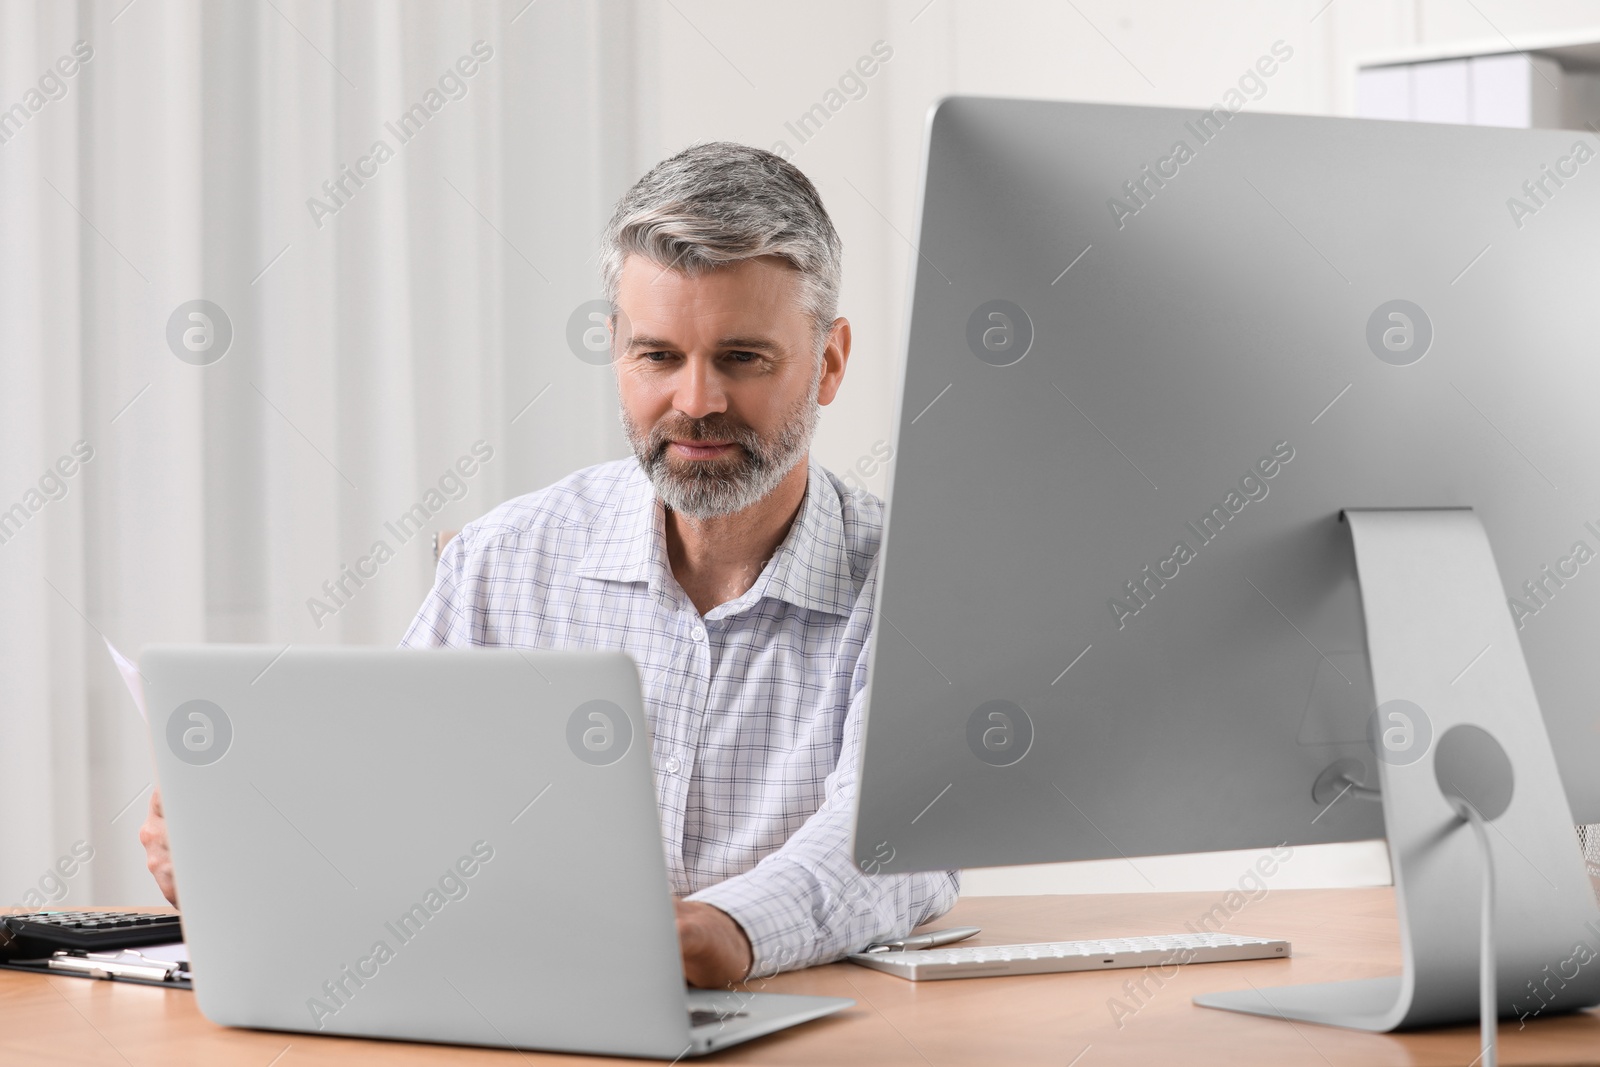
top-left (847, 931), bottom-right (1289, 981)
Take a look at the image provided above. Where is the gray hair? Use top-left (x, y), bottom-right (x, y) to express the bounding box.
top-left (599, 142), bottom-right (843, 348)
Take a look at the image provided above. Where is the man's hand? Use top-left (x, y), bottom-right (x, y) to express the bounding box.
top-left (675, 900), bottom-right (753, 988)
top-left (138, 788), bottom-right (179, 906)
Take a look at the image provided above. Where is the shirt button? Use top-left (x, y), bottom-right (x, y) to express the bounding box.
top-left (662, 754), bottom-right (681, 774)
top-left (691, 626), bottom-right (706, 642)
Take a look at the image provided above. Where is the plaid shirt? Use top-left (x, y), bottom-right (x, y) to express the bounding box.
top-left (400, 456), bottom-right (959, 975)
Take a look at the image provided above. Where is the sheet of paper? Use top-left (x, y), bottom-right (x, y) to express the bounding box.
top-left (115, 940), bottom-right (187, 966)
top-left (102, 636), bottom-right (147, 723)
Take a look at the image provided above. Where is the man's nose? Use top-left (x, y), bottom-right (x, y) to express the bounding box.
top-left (673, 356), bottom-right (727, 420)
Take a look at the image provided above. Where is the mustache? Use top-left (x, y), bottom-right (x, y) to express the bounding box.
top-left (648, 416), bottom-right (759, 458)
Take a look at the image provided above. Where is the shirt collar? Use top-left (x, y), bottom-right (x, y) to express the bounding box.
top-left (734, 458), bottom-right (860, 619)
top-left (576, 457), bottom-right (861, 619)
top-left (574, 459), bottom-right (668, 590)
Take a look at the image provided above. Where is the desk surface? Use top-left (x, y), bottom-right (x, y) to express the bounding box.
top-left (6, 888), bottom-right (1600, 1065)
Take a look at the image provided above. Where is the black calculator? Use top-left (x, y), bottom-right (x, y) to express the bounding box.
top-left (0, 911), bottom-right (184, 960)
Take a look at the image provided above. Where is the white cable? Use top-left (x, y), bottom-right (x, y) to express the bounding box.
top-left (1452, 799), bottom-right (1496, 1067)
top-left (1346, 772), bottom-right (1498, 1060)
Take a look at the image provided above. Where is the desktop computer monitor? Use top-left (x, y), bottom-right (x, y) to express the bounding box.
top-left (852, 95), bottom-right (1600, 1031)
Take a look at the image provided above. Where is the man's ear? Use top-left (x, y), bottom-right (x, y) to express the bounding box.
top-left (817, 318), bottom-right (851, 406)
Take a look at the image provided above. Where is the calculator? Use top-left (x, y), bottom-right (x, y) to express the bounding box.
top-left (0, 910), bottom-right (184, 959)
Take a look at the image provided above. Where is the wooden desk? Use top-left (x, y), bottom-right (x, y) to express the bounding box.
top-left (6, 889), bottom-right (1600, 1065)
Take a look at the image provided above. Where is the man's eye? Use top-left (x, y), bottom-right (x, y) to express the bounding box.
top-left (728, 351), bottom-right (759, 363)
top-left (642, 351), bottom-right (673, 362)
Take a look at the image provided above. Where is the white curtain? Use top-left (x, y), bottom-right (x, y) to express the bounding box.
top-left (0, 0), bottom-right (647, 906)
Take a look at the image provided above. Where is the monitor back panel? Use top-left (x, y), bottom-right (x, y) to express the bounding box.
top-left (855, 97), bottom-right (1600, 873)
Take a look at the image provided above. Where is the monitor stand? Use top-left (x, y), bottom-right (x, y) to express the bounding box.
top-left (1196, 508), bottom-right (1600, 1030)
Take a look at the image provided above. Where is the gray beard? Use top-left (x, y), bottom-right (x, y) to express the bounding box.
top-left (619, 362), bottom-right (822, 520)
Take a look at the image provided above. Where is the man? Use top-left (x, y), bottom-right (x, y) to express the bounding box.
top-left (142, 141), bottom-right (959, 987)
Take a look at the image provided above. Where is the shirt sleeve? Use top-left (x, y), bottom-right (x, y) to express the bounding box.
top-left (399, 529), bottom-right (476, 648)
top-left (685, 636), bottom-right (962, 978)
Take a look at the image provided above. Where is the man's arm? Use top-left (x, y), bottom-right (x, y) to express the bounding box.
top-left (685, 640), bottom-right (961, 978)
top-left (139, 789), bottom-right (178, 905)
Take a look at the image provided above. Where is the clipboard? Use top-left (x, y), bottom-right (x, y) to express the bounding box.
top-left (1, 946), bottom-right (193, 989)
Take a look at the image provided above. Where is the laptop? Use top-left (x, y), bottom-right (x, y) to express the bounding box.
top-left (141, 645), bottom-right (854, 1058)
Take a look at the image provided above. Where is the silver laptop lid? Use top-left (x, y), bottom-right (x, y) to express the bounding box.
top-left (142, 645), bottom-right (698, 1058)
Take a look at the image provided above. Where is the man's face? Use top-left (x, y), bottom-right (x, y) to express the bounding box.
top-left (612, 254), bottom-right (847, 519)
